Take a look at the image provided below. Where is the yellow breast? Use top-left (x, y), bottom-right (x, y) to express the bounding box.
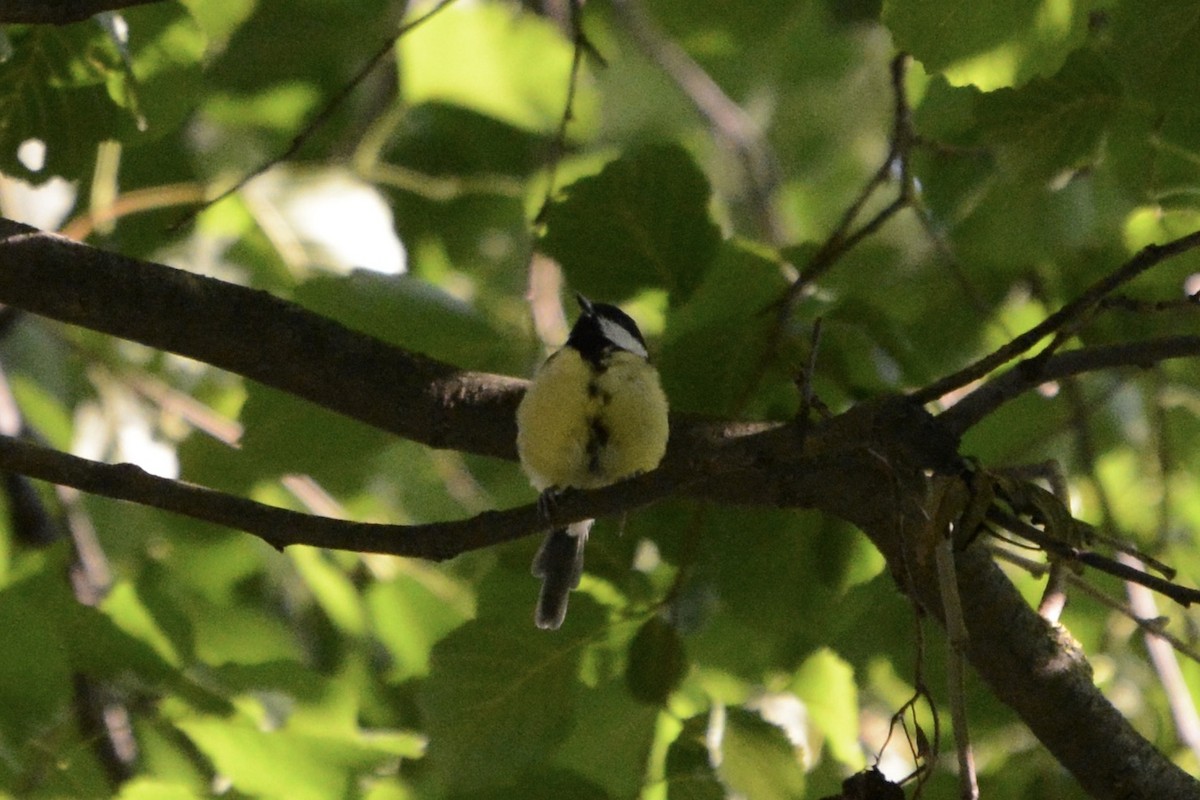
top-left (516, 349), bottom-right (669, 492)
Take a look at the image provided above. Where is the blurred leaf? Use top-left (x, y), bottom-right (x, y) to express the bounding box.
top-left (398, 2), bottom-right (585, 133)
top-left (790, 648), bottom-right (863, 769)
top-left (116, 777), bottom-right (205, 800)
top-left (973, 49), bottom-right (1121, 179)
top-left (659, 240), bottom-right (792, 416)
top-left (0, 574), bottom-right (72, 744)
top-left (184, 589), bottom-right (303, 666)
top-left (289, 546), bottom-right (367, 636)
top-left (178, 716), bottom-right (402, 800)
top-left (0, 4), bottom-right (204, 180)
top-left (418, 605), bottom-right (602, 792)
top-left (686, 508), bottom-right (867, 675)
top-left (555, 678), bottom-right (660, 798)
top-left (294, 272), bottom-right (522, 372)
top-left (716, 708), bottom-right (805, 800)
top-left (101, 579), bottom-right (184, 666)
top-left (1105, 0), bottom-right (1200, 110)
top-left (0, 25), bottom-right (125, 178)
top-left (626, 615), bottom-right (688, 704)
top-left (367, 570), bottom-right (472, 681)
top-left (665, 714), bottom-right (724, 800)
top-left (446, 770), bottom-right (609, 800)
top-left (540, 144), bottom-right (722, 302)
top-left (108, 4), bottom-right (207, 136)
top-left (883, 0), bottom-right (1098, 90)
top-left (237, 383), bottom-right (391, 494)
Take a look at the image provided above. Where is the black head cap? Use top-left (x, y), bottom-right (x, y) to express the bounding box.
top-left (566, 293), bottom-right (648, 364)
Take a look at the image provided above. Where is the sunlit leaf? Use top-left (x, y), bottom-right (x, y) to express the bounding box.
top-left (716, 708), bottom-right (805, 800)
top-left (398, 1), bottom-right (587, 134)
top-left (883, 0), bottom-right (1098, 90)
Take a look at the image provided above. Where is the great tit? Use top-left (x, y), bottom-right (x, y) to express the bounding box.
top-left (516, 294), bottom-right (670, 629)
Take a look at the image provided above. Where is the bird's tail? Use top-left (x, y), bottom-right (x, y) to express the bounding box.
top-left (531, 519), bottom-right (592, 629)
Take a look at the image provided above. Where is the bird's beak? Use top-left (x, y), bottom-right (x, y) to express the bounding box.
top-left (575, 293), bottom-right (594, 315)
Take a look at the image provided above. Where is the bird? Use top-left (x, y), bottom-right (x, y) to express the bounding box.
top-left (516, 294), bottom-right (670, 629)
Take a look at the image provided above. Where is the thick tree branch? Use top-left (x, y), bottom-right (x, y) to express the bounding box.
top-left (0, 0), bottom-right (166, 24)
top-left (0, 218), bottom-right (522, 461)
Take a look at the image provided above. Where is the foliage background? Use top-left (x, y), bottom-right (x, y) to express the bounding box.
top-left (2, 0), bottom-right (1200, 798)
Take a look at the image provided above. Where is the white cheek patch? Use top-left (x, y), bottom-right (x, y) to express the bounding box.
top-left (599, 317), bottom-right (647, 357)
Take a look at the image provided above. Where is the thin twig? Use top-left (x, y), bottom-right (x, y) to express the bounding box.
top-left (913, 228), bottom-right (1200, 406)
top-left (938, 334), bottom-right (1200, 436)
top-left (987, 507), bottom-right (1200, 607)
top-left (989, 543), bottom-right (1200, 665)
top-left (534, 0), bottom-right (599, 225)
top-left (607, 0), bottom-right (784, 243)
top-left (729, 55), bottom-right (918, 416)
top-left (1081, 365), bottom-right (1200, 763)
top-left (787, 53), bottom-right (917, 299)
top-left (935, 534), bottom-right (979, 799)
top-left (1100, 293), bottom-right (1200, 313)
top-left (172, 0), bottom-right (462, 228)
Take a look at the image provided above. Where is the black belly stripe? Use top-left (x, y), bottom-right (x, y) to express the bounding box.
top-left (586, 417), bottom-right (609, 475)
top-left (587, 378), bottom-right (611, 403)
top-left (586, 369), bottom-right (613, 475)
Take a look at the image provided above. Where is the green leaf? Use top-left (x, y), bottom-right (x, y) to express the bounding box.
top-left (289, 546), bottom-right (367, 636)
top-left (116, 777), bottom-right (205, 800)
top-left (110, 3), bottom-right (207, 137)
top-left (883, 0), bottom-right (1098, 90)
top-left (659, 240), bottom-right (792, 416)
top-left (0, 578), bottom-right (72, 744)
top-left (367, 570), bottom-right (472, 681)
top-left (626, 616), bottom-right (688, 704)
top-left (716, 708), bottom-right (805, 800)
top-left (973, 49), bottom-right (1121, 179)
top-left (237, 383), bottom-right (391, 494)
top-left (446, 771), bottom-right (610, 800)
top-left (555, 679), bottom-right (660, 798)
top-left (665, 715), bottom-right (724, 800)
top-left (294, 272), bottom-right (523, 373)
top-left (0, 25), bottom-right (126, 178)
top-left (100, 579), bottom-right (183, 666)
top-left (0, 4), bottom-right (204, 180)
top-left (1105, 0), bottom-right (1200, 110)
top-left (790, 649), bottom-right (864, 769)
top-left (418, 613), bottom-right (598, 791)
top-left (685, 509), bottom-right (852, 674)
top-left (178, 716), bottom-right (402, 800)
top-left (540, 144), bottom-right (722, 302)
top-left (398, 2), bottom-right (585, 134)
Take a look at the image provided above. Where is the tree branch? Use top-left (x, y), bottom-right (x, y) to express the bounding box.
top-left (939, 335), bottom-right (1200, 436)
top-left (0, 0), bottom-right (166, 24)
top-left (0, 218), bottom-right (522, 461)
top-left (913, 229), bottom-right (1200, 405)
top-left (0, 432), bottom-right (701, 561)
